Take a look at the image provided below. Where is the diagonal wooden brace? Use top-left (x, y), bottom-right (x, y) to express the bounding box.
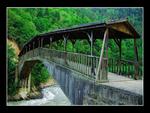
top-left (96, 28), bottom-right (109, 81)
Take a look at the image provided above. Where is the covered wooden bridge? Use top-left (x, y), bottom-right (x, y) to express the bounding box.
top-left (18, 18), bottom-right (141, 82)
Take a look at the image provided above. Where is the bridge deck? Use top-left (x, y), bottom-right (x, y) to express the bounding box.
top-left (105, 72), bottom-right (143, 95)
top-left (108, 72), bottom-right (134, 82)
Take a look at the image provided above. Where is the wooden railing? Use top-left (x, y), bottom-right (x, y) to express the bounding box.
top-left (20, 47), bottom-right (108, 81)
top-left (108, 58), bottom-right (143, 79)
top-left (20, 48), bottom-right (143, 80)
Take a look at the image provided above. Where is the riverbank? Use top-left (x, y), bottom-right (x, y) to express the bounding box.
top-left (8, 78), bottom-right (57, 101)
top-left (7, 85), bottom-right (71, 106)
top-left (40, 78), bottom-right (57, 88)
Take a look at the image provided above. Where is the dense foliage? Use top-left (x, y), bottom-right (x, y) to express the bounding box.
top-left (8, 8), bottom-right (143, 59)
top-left (7, 8), bottom-right (143, 95)
top-left (31, 63), bottom-right (50, 87)
top-left (7, 44), bottom-right (18, 95)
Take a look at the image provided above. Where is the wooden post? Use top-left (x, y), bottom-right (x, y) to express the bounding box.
top-left (63, 34), bottom-right (69, 64)
top-left (104, 32), bottom-right (108, 80)
top-left (96, 28), bottom-right (109, 81)
top-left (64, 37), bottom-right (67, 51)
top-left (134, 37), bottom-right (139, 80)
top-left (113, 59), bottom-right (114, 72)
top-left (119, 39), bottom-right (122, 61)
top-left (29, 44), bottom-right (30, 51)
top-left (119, 39), bottom-right (122, 75)
top-left (26, 46), bottom-right (28, 53)
top-left (87, 31), bottom-right (95, 76)
top-left (104, 34), bottom-right (108, 58)
top-left (72, 41), bottom-right (76, 52)
top-left (49, 37), bottom-right (52, 49)
top-left (90, 32), bottom-right (93, 56)
top-left (38, 39), bottom-right (41, 56)
top-left (114, 38), bottom-right (122, 74)
top-left (49, 38), bottom-right (51, 48)
top-left (33, 42), bottom-right (35, 49)
top-left (38, 39), bottom-right (40, 47)
top-left (41, 38), bottom-right (43, 47)
top-left (33, 42), bottom-right (35, 56)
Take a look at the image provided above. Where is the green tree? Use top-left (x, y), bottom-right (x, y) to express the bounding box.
top-left (31, 63), bottom-right (50, 87)
top-left (7, 44), bottom-right (18, 95)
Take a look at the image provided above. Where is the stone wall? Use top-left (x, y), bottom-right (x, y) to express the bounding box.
top-left (43, 60), bottom-right (143, 105)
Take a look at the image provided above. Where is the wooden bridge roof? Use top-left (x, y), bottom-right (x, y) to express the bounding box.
top-left (39, 19), bottom-right (140, 38)
top-left (19, 19), bottom-right (140, 56)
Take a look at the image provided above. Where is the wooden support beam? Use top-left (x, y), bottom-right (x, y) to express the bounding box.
top-left (63, 34), bottom-right (69, 64)
top-left (96, 28), bottom-right (109, 81)
top-left (29, 44), bottom-right (30, 51)
top-left (72, 43), bottom-right (75, 52)
top-left (114, 38), bottom-right (119, 46)
top-left (134, 38), bottom-right (139, 62)
top-left (64, 37), bottom-right (67, 51)
top-left (119, 39), bottom-right (122, 60)
top-left (33, 42), bottom-right (35, 49)
top-left (113, 38), bottom-right (122, 74)
top-left (86, 31), bottom-right (96, 76)
top-left (32, 42), bottom-right (35, 56)
top-left (104, 34), bottom-right (109, 58)
top-left (63, 34), bottom-right (69, 51)
top-left (134, 37), bottom-right (139, 80)
top-left (26, 46), bottom-right (27, 53)
top-left (113, 38), bottom-right (121, 48)
top-left (87, 31), bottom-right (93, 56)
top-left (38, 38), bottom-right (40, 47)
top-left (49, 37), bottom-right (52, 49)
top-left (70, 39), bottom-right (76, 52)
top-left (41, 38), bottom-right (43, 47)
top-left (118, 39), bottom-right (122, 75)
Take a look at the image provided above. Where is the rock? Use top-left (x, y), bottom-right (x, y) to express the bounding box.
top-left (28, 92), bottom-right (43, 99)
top-left (40, 79), bottom-right (56, 88)
top-left (8, 85), bottom-right (45, 101)
top-left (8, 94), bottom-right (22, 101)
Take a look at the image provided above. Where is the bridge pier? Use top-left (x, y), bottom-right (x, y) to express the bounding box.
top-left (15, 64), bottom-right (19, 85)
top-left (18, 74), bottom-right (31, 92)
top-left (27, 73), bottom-right (31, 92)
top-left (18, 79), bottom-right (28, 99)
top-left (16, 75), bottom-right (31, 99)
top-left (15, 60), bottom-right (37, 98)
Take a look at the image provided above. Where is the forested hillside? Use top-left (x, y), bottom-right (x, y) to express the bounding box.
top-left (7, 8), bottom-right (143, 96)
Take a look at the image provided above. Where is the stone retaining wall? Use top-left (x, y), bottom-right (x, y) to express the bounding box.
top-left (43, 60), bottom-right (143, 105)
